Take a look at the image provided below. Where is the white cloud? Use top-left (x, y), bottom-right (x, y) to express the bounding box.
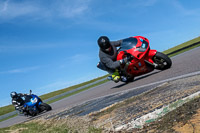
top-left (69, 54), bottom-right (94, 64)
top-left (0, 0), bottom-right (40, 20)
top-left (135, 0), bottom-right (158, 7)
top-left (0, 43), bottom-right (62, 53)
top-left (1, 0), bottom-right (9, 12)
top-left (58, 53), bottom-right (96, 69)
top-left (0, 66), bottom-right (40, 74)
top-left (54, 0), bottom-right (90, 18)
top-left (35, 74), bottom-right (97, 95)
top-left (172, 0), bottom-right (200, 16)
top-left (0, 0), bottom-right (91, 22)
top-left (35, 79), bottom-right (79, 94)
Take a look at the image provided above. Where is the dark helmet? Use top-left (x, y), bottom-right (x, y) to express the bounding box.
top-left (10, 91), bottom-right (17, 98)
top-left (97, 36), bottom-right (111, 52)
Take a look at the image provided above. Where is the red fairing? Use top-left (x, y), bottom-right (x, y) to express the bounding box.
top-left (135, 36), bottom-right (149, 44)
top-left (145, 49), bottom-right (157, 64)
top-left (116, 36), bottom-right (156, 76)
top-left (117, 51), bottom-right (125, 60)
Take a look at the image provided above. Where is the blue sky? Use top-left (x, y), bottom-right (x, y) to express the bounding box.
top-left (0, 0), bottom-right (200, 107)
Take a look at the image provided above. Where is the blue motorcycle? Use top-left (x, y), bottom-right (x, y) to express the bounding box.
top-left (15, 90), bottom-right (52, 116)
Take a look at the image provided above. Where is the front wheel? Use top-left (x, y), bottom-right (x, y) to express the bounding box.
top-left (123, 76), bottom-right (134, 84)
top-left (39, 103), bottom-right (52, 112)
top-left (153, 52), bottom-right (172, 70)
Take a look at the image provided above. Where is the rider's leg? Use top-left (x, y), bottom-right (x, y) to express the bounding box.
top-left (97, 62), bottom-right (108, 71)
top-left (97, 62), bottom-right (121, 82)
top-left (111, 70), bottom-right (120, 83)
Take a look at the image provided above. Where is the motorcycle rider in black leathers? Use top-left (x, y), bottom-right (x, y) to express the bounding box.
top-left (10, 91), bottom-right (28, 114)
top-left (97, 36), bottom-right (133, 82)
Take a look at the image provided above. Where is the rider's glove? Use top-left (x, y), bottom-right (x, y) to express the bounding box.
top-left (19, 93), bottom-right (28, 96)
top-left (18, 93), bottom-right (23, 96)
top-left (119, 55), bottom-right (134, 65)
top-left (119, 57), bottom-right (128, 64)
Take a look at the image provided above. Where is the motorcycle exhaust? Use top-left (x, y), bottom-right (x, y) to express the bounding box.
top-left (144, 60), bottom-right (158, 68)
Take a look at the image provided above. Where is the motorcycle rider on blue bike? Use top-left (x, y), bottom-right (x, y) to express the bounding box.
top-left (97, 36), bottom-right (133, 82)
top-left (10, 91), bottom-right (28, 114)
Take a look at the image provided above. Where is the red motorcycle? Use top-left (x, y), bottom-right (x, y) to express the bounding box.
top-left (117, 36), bottom-right (172, 82)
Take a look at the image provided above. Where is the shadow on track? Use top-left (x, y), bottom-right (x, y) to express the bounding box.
top-left (111, 71), bottom-right (161, 89)
top-left (134, 71), bottom-right (161, 81)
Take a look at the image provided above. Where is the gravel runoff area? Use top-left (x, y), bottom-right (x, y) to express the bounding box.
top-left (32, 74), bottom-right (200, 132)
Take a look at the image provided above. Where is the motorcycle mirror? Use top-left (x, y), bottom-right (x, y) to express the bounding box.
top-left (30, 90), bottom-right (32, 94)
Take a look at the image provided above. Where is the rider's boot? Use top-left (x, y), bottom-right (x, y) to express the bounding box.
top-left (112, 70), bottom-right (120, 83)
top-left (121, 76), bottom-right (127, 82)
top-left (107, 76), bottom-right (113, 80)
top-left (107, 70), bottom-right (120, 83)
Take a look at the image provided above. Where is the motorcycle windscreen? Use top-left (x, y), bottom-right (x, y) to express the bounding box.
top-left (23, 95), bottom-right (33, 103)
top-left (119, 37), bottom-right (138, 51)
top-left (24, 95), bottom-right (37, 107)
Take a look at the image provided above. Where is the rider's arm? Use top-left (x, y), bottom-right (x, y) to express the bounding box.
top-left (12, 99), bottom-right (21, 107)
top-left (110, 40), bottom-right (122, 47)
top-left (101, 57), bottom-right (121, 70)
top-left (18, 93), bottom-right (28, 97)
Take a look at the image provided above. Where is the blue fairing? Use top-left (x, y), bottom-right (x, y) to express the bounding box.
top-left (23, 94), bottom-right (42, 107)
top-left (16, 93), bottom-right (46, 116)
top-left (38, 101), bottom-right (42, 106)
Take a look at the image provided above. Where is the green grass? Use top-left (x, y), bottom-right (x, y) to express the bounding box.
top-left (0, 114), bottom-right (18, 123)
top-left (0, 119), bottom-right (102, 133)
top-left (163, 36), bottom-right (200, 56)
top-left (165, 43), bottom-right (200, 57)
top-left (0, 121), bottom-right (69, 133)
top-left (0, 105), bottom-right (15, 117)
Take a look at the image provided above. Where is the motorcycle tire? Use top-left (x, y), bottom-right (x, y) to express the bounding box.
top-left (153, 52), bottom-right (172, 70)
top-left (39, 103), bottom-right (52, 111)
top-left (124, 77), bottom-right (134, 84)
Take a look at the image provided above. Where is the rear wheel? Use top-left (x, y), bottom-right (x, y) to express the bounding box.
top-left (153, 52), bottom-right (172, 70)
top-left (125, 77), bottom-right (134, 84)
top-left (39, 103), bottom-right (52, 112)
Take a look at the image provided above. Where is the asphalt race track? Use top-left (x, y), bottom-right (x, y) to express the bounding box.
top-left (1, 47), bottom-right (200, 128)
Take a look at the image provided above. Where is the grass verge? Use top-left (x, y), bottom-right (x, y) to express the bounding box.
top-left (0, 114), bottom-right (18, 123)
top-left (163, 36), bottom-right (200, 56)
top-left (135, 95), bottom-right (200, 133)
top-left (0, 117), bottom-right (102, 133)
top-left (0, 105), bottom-right (15, 119)
top-left (167, 43), bottom-right (200, 57)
